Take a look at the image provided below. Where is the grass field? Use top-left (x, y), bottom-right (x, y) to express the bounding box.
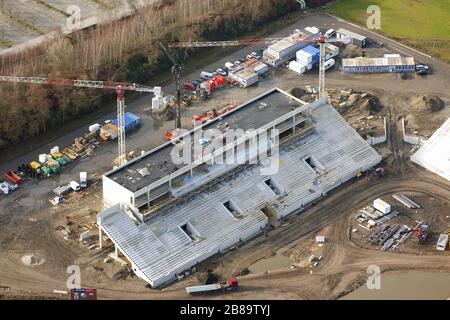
top-left (327, 0), bottom-right (450, 62)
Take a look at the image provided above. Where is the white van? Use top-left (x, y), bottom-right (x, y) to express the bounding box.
top-left (324, 29), bottom-right (336, 38)
top-left (324, 58), bottom-right (336, 71)
top-left (224, 62), bottom-right (234, 70)
top-left (200, 71), bottom-right (214, 80)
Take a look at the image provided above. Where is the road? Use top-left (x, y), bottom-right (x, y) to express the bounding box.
top-left (0, 9), bottom-right (449, 300)
top-left (0, 169), bottom-right (449, 299)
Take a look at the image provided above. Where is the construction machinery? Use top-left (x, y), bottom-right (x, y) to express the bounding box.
top-left (185, 277), bottom-right (238, 296)
top-left (413, 222), bottom-right (430, 244)
top-left (125, 0), bottom-right (183, 130)
top-left (169, 34), bottom-right (351, 98)
top-left (0, 76), bottom-right (161, 166)
top-left (3, 170), bottom-right (23, 185)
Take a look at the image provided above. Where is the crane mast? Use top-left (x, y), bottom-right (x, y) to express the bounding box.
top-left (169, 35), bottom-right (351, 100)
top-left (124, 0), bottom-right (182, 129)
top-left (0, 76), bottom-right (161, 166)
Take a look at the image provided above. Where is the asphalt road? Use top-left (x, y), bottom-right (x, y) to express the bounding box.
top-left (0, 10), bottom-right (449, 208)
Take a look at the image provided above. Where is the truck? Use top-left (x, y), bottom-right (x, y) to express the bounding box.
top-left (4, 170), bottom-right (23, 185)
top-left (0, 181), bottom-right (18, 195)
top-left (80, 172), bottom-right (87, 188)
top-left (185, 277), bottom-right (238, 296)
top-left (70, 181), bottom-right (81, 192)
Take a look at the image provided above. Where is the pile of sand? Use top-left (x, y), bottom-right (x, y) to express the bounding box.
top-left (411, 95), bottom-right (445, 113)
top-left (290, 87), bottom-right (307, 99)
top-left (341, 44), bottom-right (364, 59)
top-left (21, 255), bottom-right (45, 266)
top-left (346, 93), bottom-right (382, 114)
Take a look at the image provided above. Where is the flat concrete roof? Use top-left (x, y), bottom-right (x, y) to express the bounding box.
top-left (98, 97), bottom-right (382, 287)
top-left (105, 88), bottom-right (305, 193)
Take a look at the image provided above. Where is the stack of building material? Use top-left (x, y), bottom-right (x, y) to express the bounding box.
top-left (392, 193), bottom-right (420, 209)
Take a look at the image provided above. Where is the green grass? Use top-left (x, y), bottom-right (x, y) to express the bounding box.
top-left (327, 0), bottom-right (450, 62)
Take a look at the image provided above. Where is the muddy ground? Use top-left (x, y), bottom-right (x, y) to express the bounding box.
top-left (0, 12), bottom-right (449, 299)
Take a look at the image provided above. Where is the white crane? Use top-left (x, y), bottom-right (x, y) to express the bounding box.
top-left (0, 76), bottom-right (163, 165)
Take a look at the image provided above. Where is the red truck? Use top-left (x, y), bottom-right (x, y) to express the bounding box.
top-left (185, 277), bottom-right (238, 296)
top-left (4, 170), bottom-right (23, 185)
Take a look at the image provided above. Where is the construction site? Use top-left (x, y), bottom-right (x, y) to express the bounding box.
top-left (0, 1), bottom-right (449, 300)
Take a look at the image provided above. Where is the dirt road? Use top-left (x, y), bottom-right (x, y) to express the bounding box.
top-left (0, 165), bottom-right (448, 299)
top-left (0, 10), bottom-right (449, 300)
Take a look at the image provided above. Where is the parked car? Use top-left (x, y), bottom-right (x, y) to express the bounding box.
top-left (234, 60), bottom-right (241, 66)
top-left (415, 64), bottom-right (430, 75)
top-left (251, 52), bottom-right (261, 60)
top-left (224, 62), bottom-right (234, 69)
top-left (324, 28), bottom-right (336, 38)
top-left (246, 54), bottom-right (253, 60)
top-left (200, 71), bottom-right (214, 80)
top-left (216, 68), bottom-right (227, 76)
top-left (183, 81), bottom-right (196, 91)
top-left (191, 80), bottom-right (202, 87)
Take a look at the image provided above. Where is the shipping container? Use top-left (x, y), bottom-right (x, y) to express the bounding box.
top-left (111, 112), bottom-right (142, 133)
top-left (254, 63), bottom-right (269, 76)
top-left (373, 198), bottom-right (391, 214)
top-left (336, 28), bottom-right (367, 48)
top-left (289, 61), bottom-right (306, 74)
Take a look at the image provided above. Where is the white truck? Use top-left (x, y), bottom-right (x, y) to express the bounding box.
top-left (70, 181), bottom-right (81, 192)
top-left (80, 172), bottom-right (87, 188)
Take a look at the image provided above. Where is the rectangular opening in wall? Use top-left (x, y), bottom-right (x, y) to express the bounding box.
top-left (279, 127), bottom-right (294, 140)
top-left (179, 222), bottom-right (201, 242)
top-left (303, 155), bottom-right (325, 173)
top-left (223, 200), bottom-right (244, 219)
top-left (264, 178), bottom-right (283, 195)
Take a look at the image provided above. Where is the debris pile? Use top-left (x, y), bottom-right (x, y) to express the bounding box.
top-left (411, 95), bottom-right (445, 113)
top-left (21, 255), bottom-right (45, 266)
top-left (341, 44), bottom-right (364, 58)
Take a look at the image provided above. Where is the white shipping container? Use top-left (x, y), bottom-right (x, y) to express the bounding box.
top-left (373, 199), bottom-right (391, 214)
top-left (296, 51), bottom-right (313, 63)
top-left (289, 61), bottom-right (306, 74)
top-left (254, 63), bottom-right (268, 75)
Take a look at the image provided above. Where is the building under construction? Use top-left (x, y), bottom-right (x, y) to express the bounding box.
top-left (97, 88), bottom-right (382, 287)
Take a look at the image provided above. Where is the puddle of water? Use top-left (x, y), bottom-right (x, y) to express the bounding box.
top-left (248, 253), bottom-right (292, 273)
top-left (341, 271), bottom-right (450, 300)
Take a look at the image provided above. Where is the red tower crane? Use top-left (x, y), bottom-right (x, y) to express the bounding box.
top-left (0, 76), bottom-right (162, 165)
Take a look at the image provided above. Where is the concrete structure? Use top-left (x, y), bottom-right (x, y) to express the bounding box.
top-left (411, 118), bottom-right (450, 182)
top-left (336, 28), bottom-right (367, 47)
top-left (342, 54), bottom-right (415, 74)
top-left (98, 88), bottom-right (382, 287)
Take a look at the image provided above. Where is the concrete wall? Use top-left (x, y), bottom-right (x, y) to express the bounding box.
top-left (102, 175), bottom-right (134, 209)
